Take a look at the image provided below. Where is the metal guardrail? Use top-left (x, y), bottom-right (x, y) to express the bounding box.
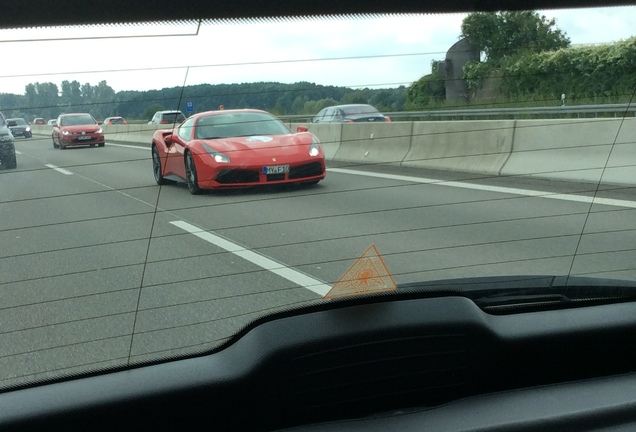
top-left (279, 103), bottom-right (636, 122)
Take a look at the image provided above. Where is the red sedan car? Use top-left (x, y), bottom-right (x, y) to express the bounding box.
top-left (151, 109), bottom-right (326, 194)
top-left (52, 113), bottom-right (105, 149)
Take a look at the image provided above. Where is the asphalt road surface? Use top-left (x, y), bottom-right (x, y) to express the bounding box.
top-left (1, 135), bottom-right (636, 389)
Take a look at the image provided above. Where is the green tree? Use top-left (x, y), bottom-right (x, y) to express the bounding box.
top-left (302, 97), bottom-right (339, 115)
top-left (460, 11), bottom-right (570, 64)
top-left (25, 82), bottom-right (60, 119)
top-left (143, 103), bottom-right (164, 120)
top-left (341, 90), bottom-right (368, 105)
top-left (93, 80), bottom-right (116, 118)
top-left (60, 80), bottom-right (83, 111)
top-left (291, 95), bottom-right (307, 114)
top-left (81, 83), bottom-right (95, 100)
top-left (405, 73), bottom-right (446, 109)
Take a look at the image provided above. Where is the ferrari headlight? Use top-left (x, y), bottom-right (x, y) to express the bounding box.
top-left (203, 143), bottom-right (231, 163)
top-left (214, 154), bottom-right (231, 163)
top-left (62, 130), bottom-right (70, 135)
top-left (96, 128), bottom-right (103, 134)
top-left (308, 135), bottom-right (321, 157)
top-left (25, 127), bottom-right (31, 132)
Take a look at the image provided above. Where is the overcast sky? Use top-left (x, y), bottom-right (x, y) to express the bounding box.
top-left (0, 6), bottom-right (634, 95)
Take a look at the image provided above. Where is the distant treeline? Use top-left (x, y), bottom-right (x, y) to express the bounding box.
top-left (0, 81), bottom-right (407, 121)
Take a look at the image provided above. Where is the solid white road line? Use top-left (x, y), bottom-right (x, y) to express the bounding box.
top-left (170, 220), bottom-right (332, 297)
top-left (44, 164), bottom-right (73, 175)
top-left (107, 143), bottom-right (149, 150)
top-left (328, 168), bottom-right (636, 209)
top-left (15, 151), bottom-right (22, 155)
top-left (106, 143), bottom-right (636, 209)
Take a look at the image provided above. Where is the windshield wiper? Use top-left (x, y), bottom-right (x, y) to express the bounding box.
top-left (399, 275), bottom-right (636, 314)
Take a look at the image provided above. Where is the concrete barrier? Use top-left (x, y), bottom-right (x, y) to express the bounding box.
top-left (103, 124), bottom-right (164, 145)
top-left (605, 118), bottom-right (636, 185)
top-left (500, 118), bottom-right (636, 185)
top-left (326, 123), bottom-right (412, 165)
top-left (402, 120), bottom-right (515, 176)
top-left (31, 125), bottom-right (53, 138)
top-left (31, 118), bottom-right (636, 186)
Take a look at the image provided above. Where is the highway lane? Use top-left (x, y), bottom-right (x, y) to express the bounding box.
top-left (1, 136), bottom-right (636, 387)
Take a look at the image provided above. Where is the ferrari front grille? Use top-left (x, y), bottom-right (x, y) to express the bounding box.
top-left (266, 173), bottom-right (286, 182)
top-left (216, 169), bottom-right (260, 184)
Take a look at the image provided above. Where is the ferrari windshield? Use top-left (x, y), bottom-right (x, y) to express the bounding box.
top-left (195, 112), bottom-right (291, 139)
top-left (0, 8), bottom-right (635, 391)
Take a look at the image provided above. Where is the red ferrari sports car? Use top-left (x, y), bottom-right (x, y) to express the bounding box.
top-left (151, 109), bottom-right (326, 194)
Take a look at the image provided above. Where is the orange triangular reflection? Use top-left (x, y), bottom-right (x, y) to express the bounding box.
top-left (323, 244), bottom-right (397, 299)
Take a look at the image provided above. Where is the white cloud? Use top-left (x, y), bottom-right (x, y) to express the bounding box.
top-left (542, 6), bottom-right (636, 44)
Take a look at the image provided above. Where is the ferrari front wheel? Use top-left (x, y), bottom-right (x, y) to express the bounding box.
top-left (152, 146), bottom-right (168, 185)
top-left (185, 151), bottom-right (201, 195)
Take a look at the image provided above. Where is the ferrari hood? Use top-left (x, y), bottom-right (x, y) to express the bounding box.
top-left (198, 133), bottom-right (313, 156)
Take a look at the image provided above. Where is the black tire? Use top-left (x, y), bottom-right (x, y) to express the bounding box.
top-left (52, 134), bottom-right (58, 148)
top-left (152, 147), bottom-right (169, 186)
top-left (98, 143), bottom-right (105, 147)
top-left (185, 151), bottom-right (201, 195)
top-left (3, 154), bottom-right (17, 169)
top-left (59, 141), bottom-right (66, 150)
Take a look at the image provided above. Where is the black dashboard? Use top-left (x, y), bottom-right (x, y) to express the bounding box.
top-left (3, 293), bottom-right (636, 431)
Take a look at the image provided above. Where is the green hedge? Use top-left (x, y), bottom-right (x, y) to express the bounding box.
top-left (463, 37), bottom-right (636, 102)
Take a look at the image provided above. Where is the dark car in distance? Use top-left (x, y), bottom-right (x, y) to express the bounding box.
top-left (6, 118), bottom-right (32, 138)
top-left (311, 104), bottom-right (391, 123)
top-left (0, 112), bottom-right (17, 169)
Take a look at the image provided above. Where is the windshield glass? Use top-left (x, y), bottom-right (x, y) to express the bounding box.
top-left (342, 105), bottom-right (381, 115)
top-left (59, 114), bottom-right (95, 126)
top-left (0, 8), bottom-right (635, 390)
top-left (7, 118), bottom-right (27, 125)
top-left (161, 113), bottom-right (185, 122)
top-left (195, 112), bottom-right (291, 139)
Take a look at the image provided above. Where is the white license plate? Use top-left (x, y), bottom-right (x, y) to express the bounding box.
top-left (263, 165), bottom-right (289, 175)
top-left (77, 136), bottom-right (92, 140)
